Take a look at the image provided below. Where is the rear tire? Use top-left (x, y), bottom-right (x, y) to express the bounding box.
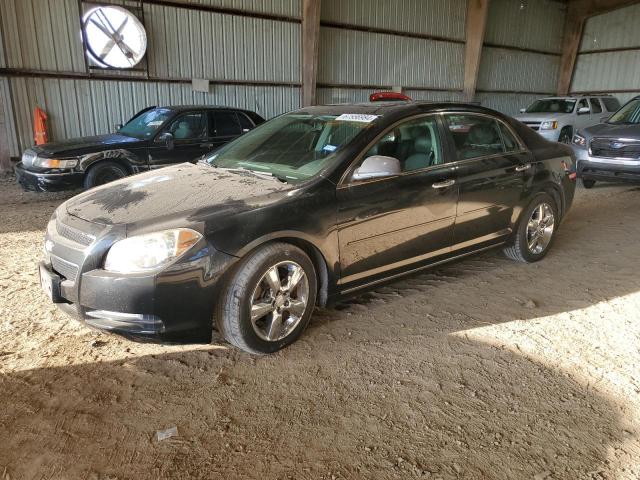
top-left (504, 193), bottom-right (558, 263)
top-left (83, 161), bottom-right (129, 189)
top-left (215, 242), bottom-right (317, 354)
top-left (582, 179), bottom-right (596, 189)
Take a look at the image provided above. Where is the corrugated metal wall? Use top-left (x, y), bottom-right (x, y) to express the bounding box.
top-left (478, 0), bottom-right (565, 116)
top-left (317, 0), bottom-right (467, 104)
top-left (571, 2), bottom-right (640, 105)
top-left (0, 0), bottom-right (301, 156)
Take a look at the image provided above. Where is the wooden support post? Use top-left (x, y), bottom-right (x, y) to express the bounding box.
top-left (0, 88), bottom-right (11, 174)
top-left (557, 10), bottom-right (585, 96)
top-left (558, 0), bottom-right (640, 95)
top-left (463, 0), bottom-right (490, 103)
top-left (302, 0), bottom-right (321, 107)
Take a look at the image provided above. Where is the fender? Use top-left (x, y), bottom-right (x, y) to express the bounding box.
top-left (78, 149), bottom-right (147, 174)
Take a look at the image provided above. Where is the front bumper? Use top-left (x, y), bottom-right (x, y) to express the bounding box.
top-left (15, 162), bottom-right (84, 192)
top-left (43, 208), bottom-right (238, 342)
top-left (572, 146), bottom-right (640, 183)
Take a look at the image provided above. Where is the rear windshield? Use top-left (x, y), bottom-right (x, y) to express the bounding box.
top-left (525, 99), bottom-right (576, 114)
top-left (608, 98), bottom-right (640, 125)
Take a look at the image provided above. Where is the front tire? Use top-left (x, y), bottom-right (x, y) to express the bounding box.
top-left (582, 179), bottom-right (596, 189)
top-left (216, 242), bottom-right (317, 354)
top-left (83, 161), bottom-right (129, 189)
top-left (504, 193), bottom-right (558, 263)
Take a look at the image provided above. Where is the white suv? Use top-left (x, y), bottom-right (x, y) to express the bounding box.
top-left (515, 95), bottom-right (621, 143)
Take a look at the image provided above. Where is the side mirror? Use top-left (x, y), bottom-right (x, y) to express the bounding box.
top-left (519, 108), bottom-right (526, 114)
top-left (158, 132), bottom-right (174, 150)
top-left (577, 107), bottom-right (591, 115)
top-left (600, 115), bottom-right (611, 123)
top-left (115, 123), bottom-right (123, 131)
top-left (352, 155), bottom-right (401, 181)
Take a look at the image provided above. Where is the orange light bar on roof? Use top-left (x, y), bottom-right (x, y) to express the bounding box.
top-left (369, 92), bottom-right (412, 102)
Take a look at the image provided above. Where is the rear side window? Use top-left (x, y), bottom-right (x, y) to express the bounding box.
top-left (237, 112), bottom-right (254, 132)
top-left (212, 111), bottom-right (242, 136)
top-left (589, 98), bottom-right (603, 114)
top-left (445, 114), bottom-right (504, 160)
top-left (602, 97), bottom-right (621, 112)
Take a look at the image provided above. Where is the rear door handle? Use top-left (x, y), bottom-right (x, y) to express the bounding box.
top-left (515, 163), bottom-right (531, 172)
top-left (432, 179), bottom-right (456, 189)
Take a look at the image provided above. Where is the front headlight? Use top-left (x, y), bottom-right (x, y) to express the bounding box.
top-left (33, 157), bottom-right (79, 169)
top-left (104, 228), bottom-right (202, 274)
top-left (572, 132), bottom-right (587, 148)
top-left (540, 120), bottom-right (558, 130)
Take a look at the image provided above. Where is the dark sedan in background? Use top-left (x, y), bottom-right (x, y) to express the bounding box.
top-left (572, 95), bottom-right (640, 188)
top-left (15, 105), bottom-right (264, 192)
top-left (39, 101), bottom-right (576, 354)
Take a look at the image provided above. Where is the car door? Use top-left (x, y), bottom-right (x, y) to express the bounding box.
top-left (336, 114), bottom-right (458, 285)
top-left (443, 113), bottom-right (533, 248)
top-left (574, 98), bottom-right (592, 131)
top-left (589, 97), bottom-right (608, 124)
top-left (209, 110), bottom-right (249, 151)
top-left (147, 110), bottom-right (210, 168)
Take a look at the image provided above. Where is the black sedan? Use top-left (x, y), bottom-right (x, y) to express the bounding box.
top-left (16, 105), bottom-right (264, 192)
top-left (40, 101), bottom-right (576, 353)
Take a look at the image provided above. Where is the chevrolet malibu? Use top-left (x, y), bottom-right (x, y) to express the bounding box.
top-left (40, 102), bottom-right (576, 354)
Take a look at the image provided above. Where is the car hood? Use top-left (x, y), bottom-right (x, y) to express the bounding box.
top-left (515, 113), bottom-right (572, 123)
top-left (64, 163), bottom-right (293, 227)
top-left (32, 133), bottom-right (144, 157)
top-left (583, 122), bottom-right (640, 139)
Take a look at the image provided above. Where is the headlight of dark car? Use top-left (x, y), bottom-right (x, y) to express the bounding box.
top-left (32, 157), bottom-right (80, 169)
top-left (572, 132), bottom-right (587, 148)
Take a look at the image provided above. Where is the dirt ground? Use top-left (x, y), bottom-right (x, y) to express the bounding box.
top-left (1, 175), bottom-right (639, 480)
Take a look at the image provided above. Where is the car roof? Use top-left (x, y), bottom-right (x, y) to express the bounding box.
top-left (159, 105), bottom-right (252, 112)
top-left (295, 101), bottom-right (503, 117)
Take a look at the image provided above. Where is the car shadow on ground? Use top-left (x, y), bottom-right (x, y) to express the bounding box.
top-left (1, 182), bottom-right (639, 478)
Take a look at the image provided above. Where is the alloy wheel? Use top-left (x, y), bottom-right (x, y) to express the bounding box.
top-left (526, 203), bottom-right (555, 254)
top-left (249, 261), bottom-right (309, 342)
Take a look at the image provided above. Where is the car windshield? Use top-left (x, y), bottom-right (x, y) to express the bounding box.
top-left (607, 98), bottom-right (640, 125)
top-left (525, 99), bottom-right (576, 114)
top-left (118, 108), bottom-right (173, 139)
top-left (204, 112), bottom-right (376, 183)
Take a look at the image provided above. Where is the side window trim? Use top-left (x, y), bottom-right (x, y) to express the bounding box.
top-left (338, 113), bottom-right (446, 187)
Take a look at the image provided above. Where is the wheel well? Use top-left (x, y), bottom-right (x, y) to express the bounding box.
top-left (541, 184), bottom-right (564, 219)
top-left (264, 237), bottom-right (330, 308)
top-left (85, 158), bottom-right (133, 175)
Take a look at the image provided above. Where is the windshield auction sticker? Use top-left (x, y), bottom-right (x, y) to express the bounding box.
top-left (335, 114), bottom-right (379, 123)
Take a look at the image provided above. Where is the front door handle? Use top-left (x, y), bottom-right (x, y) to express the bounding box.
top-left (515, 163), bottom-right (531, 172)
top-left (432, 179), bottom-right (456, 189)
top-left (200, 143), bottom-right (214, 148)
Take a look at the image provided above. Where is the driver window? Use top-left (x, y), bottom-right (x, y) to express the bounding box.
top-left (577, 99), bottom-right (588, 112)
top-left (166, 112), bottom-right (206, 141)
top-left (361, 116), bottom-right (442, 173)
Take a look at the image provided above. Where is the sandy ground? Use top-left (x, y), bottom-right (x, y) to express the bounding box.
top-left (1, 175), bottom-right (639, 480)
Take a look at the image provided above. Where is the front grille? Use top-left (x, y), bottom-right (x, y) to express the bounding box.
top-left (523, 122), bottom-right (540, 131)
top-left (56, 220), bottom-right (95, 247)
top-left (590, 138), bottom-right (640, 159)
top-left (51, 254), bottom-right (79, 282)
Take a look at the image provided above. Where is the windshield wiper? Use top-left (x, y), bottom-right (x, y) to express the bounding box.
top-left (214, 166), bottom-right (288, 183)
